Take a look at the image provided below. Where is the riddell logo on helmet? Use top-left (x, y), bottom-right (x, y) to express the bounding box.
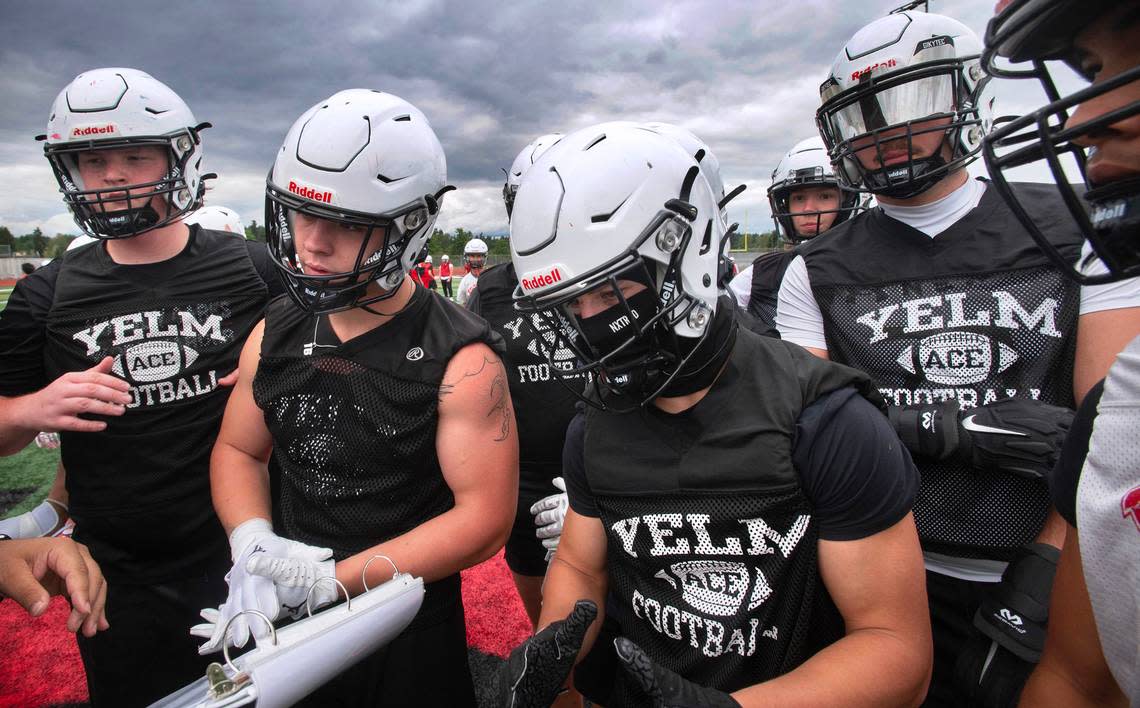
top-left (288, 181), bottom-right (335, 204)
top-left (850, 59), bottom-right (898, 81)
top-left (520, 265), bottom-right (569, 291)
top-left (70, 124), bottom-right (118, 138)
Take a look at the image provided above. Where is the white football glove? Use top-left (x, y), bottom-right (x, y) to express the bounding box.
top-left (191, 518), bottom-right (329, 654)
top-left (0, 499), bottom-right (67, 539)
top-left (245, 534), bottom-right (337, 619)
top-left (530, 477), bottom-right (568, 553)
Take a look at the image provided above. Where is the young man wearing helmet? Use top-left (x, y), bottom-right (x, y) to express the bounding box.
top-left (982, 1), bottom-right (1140, 704)
top-left (0, 68), bottom-right (282, 705)
top-left (200, 89), bottom-right (517, 706)
top-left (778, 10), bottom-right (1140, 706)
top-left (728, 136), bottom-right (862, 337)
top-left (439, 253), bottom-right (453, 298)
top-left (456, 236), bottom-right (488, 306)
top-left (466, 132), bottom-right (578, 629)
top-left (497, 122), bottom-right (931, 708)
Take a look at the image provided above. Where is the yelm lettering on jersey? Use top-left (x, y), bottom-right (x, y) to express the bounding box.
top-left (72, 310), bottom-right (227, 356)
top-left (610, 513), bottom-right (810, 559)
top-left (855, 290), bottom-right (1062, 344)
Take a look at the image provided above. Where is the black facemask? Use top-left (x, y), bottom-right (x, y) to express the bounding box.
top-left (576, 287), bottom-right (666, 396)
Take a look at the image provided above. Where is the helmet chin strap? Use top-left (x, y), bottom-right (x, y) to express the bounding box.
top-left (866, 153), bottom-right (949, 199)
top-left (91, 202), bottom-right (162, 238)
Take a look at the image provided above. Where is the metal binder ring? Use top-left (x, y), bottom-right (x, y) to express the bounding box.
top-left (362, 554), bottom-right (401, 591)
top-left (222, 609), bottom-right (277, 674)
top-left (305, 576), bottom-right (351, 617)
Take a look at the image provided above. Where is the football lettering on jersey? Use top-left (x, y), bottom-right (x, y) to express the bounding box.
top-left (612, 512), bottom-right (809, 658)
top-left (500, 312), bottom-right (582, 382)
top-left (68, 305), bottom-right (235, 409)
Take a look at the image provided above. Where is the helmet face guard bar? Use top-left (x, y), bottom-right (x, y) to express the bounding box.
top-left (513, 204), bottom-right (714, 411)
top-left (44, 130), bottom-right (204, 240)
top-left (983, 64), bottom-right (1140, 285)
top-left (817, 60), bottom-right (986, 199)
top-left (266, 181), bottom-right (442, 314)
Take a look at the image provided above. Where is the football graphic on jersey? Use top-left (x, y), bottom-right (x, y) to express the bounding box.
top-left (112, 340), bottom-right (200, 383)
top-left (896, 331), bottom-right (1018, 385)
top-left (655, 561), bottom-right (770, 617)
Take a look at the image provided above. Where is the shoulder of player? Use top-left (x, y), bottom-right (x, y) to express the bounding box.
top-left (438, 341), bottom-right (506, 406)
top-left (8, 258), bottom-right (63, 313)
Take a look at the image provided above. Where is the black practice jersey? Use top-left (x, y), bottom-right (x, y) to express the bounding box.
top-left (252, 286), bottom-right (503, 626)
top-left (564, 326), bottom-right (916, 701)
top-left (797, 179), bottom-right (1082, 561)
top-left (743, 250), bottom-right (797, 338)
top-left (0, 228), bottom-right (281, 582)
top-left (467, 263), bottom-right (580, 490)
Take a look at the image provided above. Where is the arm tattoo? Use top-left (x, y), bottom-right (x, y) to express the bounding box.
top-left (488, 371), bottom-right (510, 442)
top-left (438, 355), bottom-right (493, 400)
top-left (438, 355), bottom-right (513, 442)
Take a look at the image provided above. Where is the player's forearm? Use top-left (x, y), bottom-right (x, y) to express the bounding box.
top-left (1019, 658), bottom-right (1128, 708)
top-left (336, 496), bottom-right (514, 594)
top-left (0, 395), bottom-right (39, 456)
top-left (731, 628), bottom-right (931, 708)
top-left (538, 554), bottom-right (607, 659)
top-left (209, 441), bottom-right (272, 536)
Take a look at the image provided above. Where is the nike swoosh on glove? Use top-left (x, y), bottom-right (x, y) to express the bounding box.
top-left (496, 599), bottom-right (597, 708)
top-left (191, 518), bottom-right (287, 654)
top-left (530, 477), bottom-right (568, 552)
top-left (956, 398), bottom-right (1073, 480)
top-left (245, 540), bottom-right (336, 619)
top-left (615, 637), bottom-right (740, 708)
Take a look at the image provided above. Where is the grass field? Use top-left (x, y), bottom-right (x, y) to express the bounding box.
top-left (0, 285), bottom-right (12, 311)
top-left (0, 444), bottom-right (60, 517)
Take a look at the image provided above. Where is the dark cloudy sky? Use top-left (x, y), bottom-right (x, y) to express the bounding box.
top-left (0, 0), bottom-right (1081, 238)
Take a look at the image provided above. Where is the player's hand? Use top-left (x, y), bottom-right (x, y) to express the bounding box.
top-left (229, 519), bottom-right (336, 619)
top-left (615, 637), bottom-right (740, 708)
top-left (496, 599), bottom-right (597, 708)
top-left (0, 537), bottom-right (108, 637)
top-left (192, 518), bottom-right (284, 654)
top-left (0, 499), bottom-right (68, 539)
top-left (245, 541), bottom-right (337, 618)
top-left (954, 543), bottom-right (1059, 706)
top-left (531, 477), bottom-right (568, 554)
top-left (956, 398), bottom-right (1073, 480)
top-left (22, 357), bottom-right (132, 433)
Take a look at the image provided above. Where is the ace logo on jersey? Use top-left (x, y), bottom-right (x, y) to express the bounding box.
top-left (654, 560), bottom-right (771, 617)
top-left (896, 331), bottom-right (1019, 385)
top-left (71, 306), bottom-right (233, 408)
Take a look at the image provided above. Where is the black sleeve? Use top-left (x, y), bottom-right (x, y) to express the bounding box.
top-left (0, 262), bottom-right (60, 396)
top-left (562, 411), bottom-right (599, 517)
top-left (245, 240), bottom-right (286, 299)
top-left (792, 387), bottom-right (919, 541)
top-left (1051, 378), bottom-right (1105, 528)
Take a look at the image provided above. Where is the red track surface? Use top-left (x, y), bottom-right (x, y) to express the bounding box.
top-left (0, 550), bottom-right (531, 707)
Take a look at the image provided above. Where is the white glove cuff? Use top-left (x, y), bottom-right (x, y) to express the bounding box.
top-left (229, 517), bottom-right (273, 561)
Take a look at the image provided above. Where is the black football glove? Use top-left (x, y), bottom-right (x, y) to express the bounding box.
top-left (614, 637), bottom-right (740, 708)
top-left (888, 397), bottom-right (1073, 479)
top-left (954, 543), bottom-right (1060, 707)
top-left (496, 599), bottom-right (597, 708)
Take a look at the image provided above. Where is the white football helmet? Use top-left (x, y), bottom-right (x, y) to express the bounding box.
top-left (510, 122), bottom-right (724, 407)
top-left (768, 136), bottom-right (862, 242)
top-left (641, 122), bottom-right (728, 211)
top-left (504, 133), bottom-right (564, 219)
top-left (425, 254), bottom-right (432, 264)
top-left (266, 89), bottom-right (451, 313)
top-left (816, 12), bottom-right (993, 199)
top-left (184, 205), bottom-right (245, 236)
top-left (39, 68), bottom-right (209, 239)
top-left (463, 237), bottom-right (488, 270)
top-left (66, 235), bottom-right (98, 251)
